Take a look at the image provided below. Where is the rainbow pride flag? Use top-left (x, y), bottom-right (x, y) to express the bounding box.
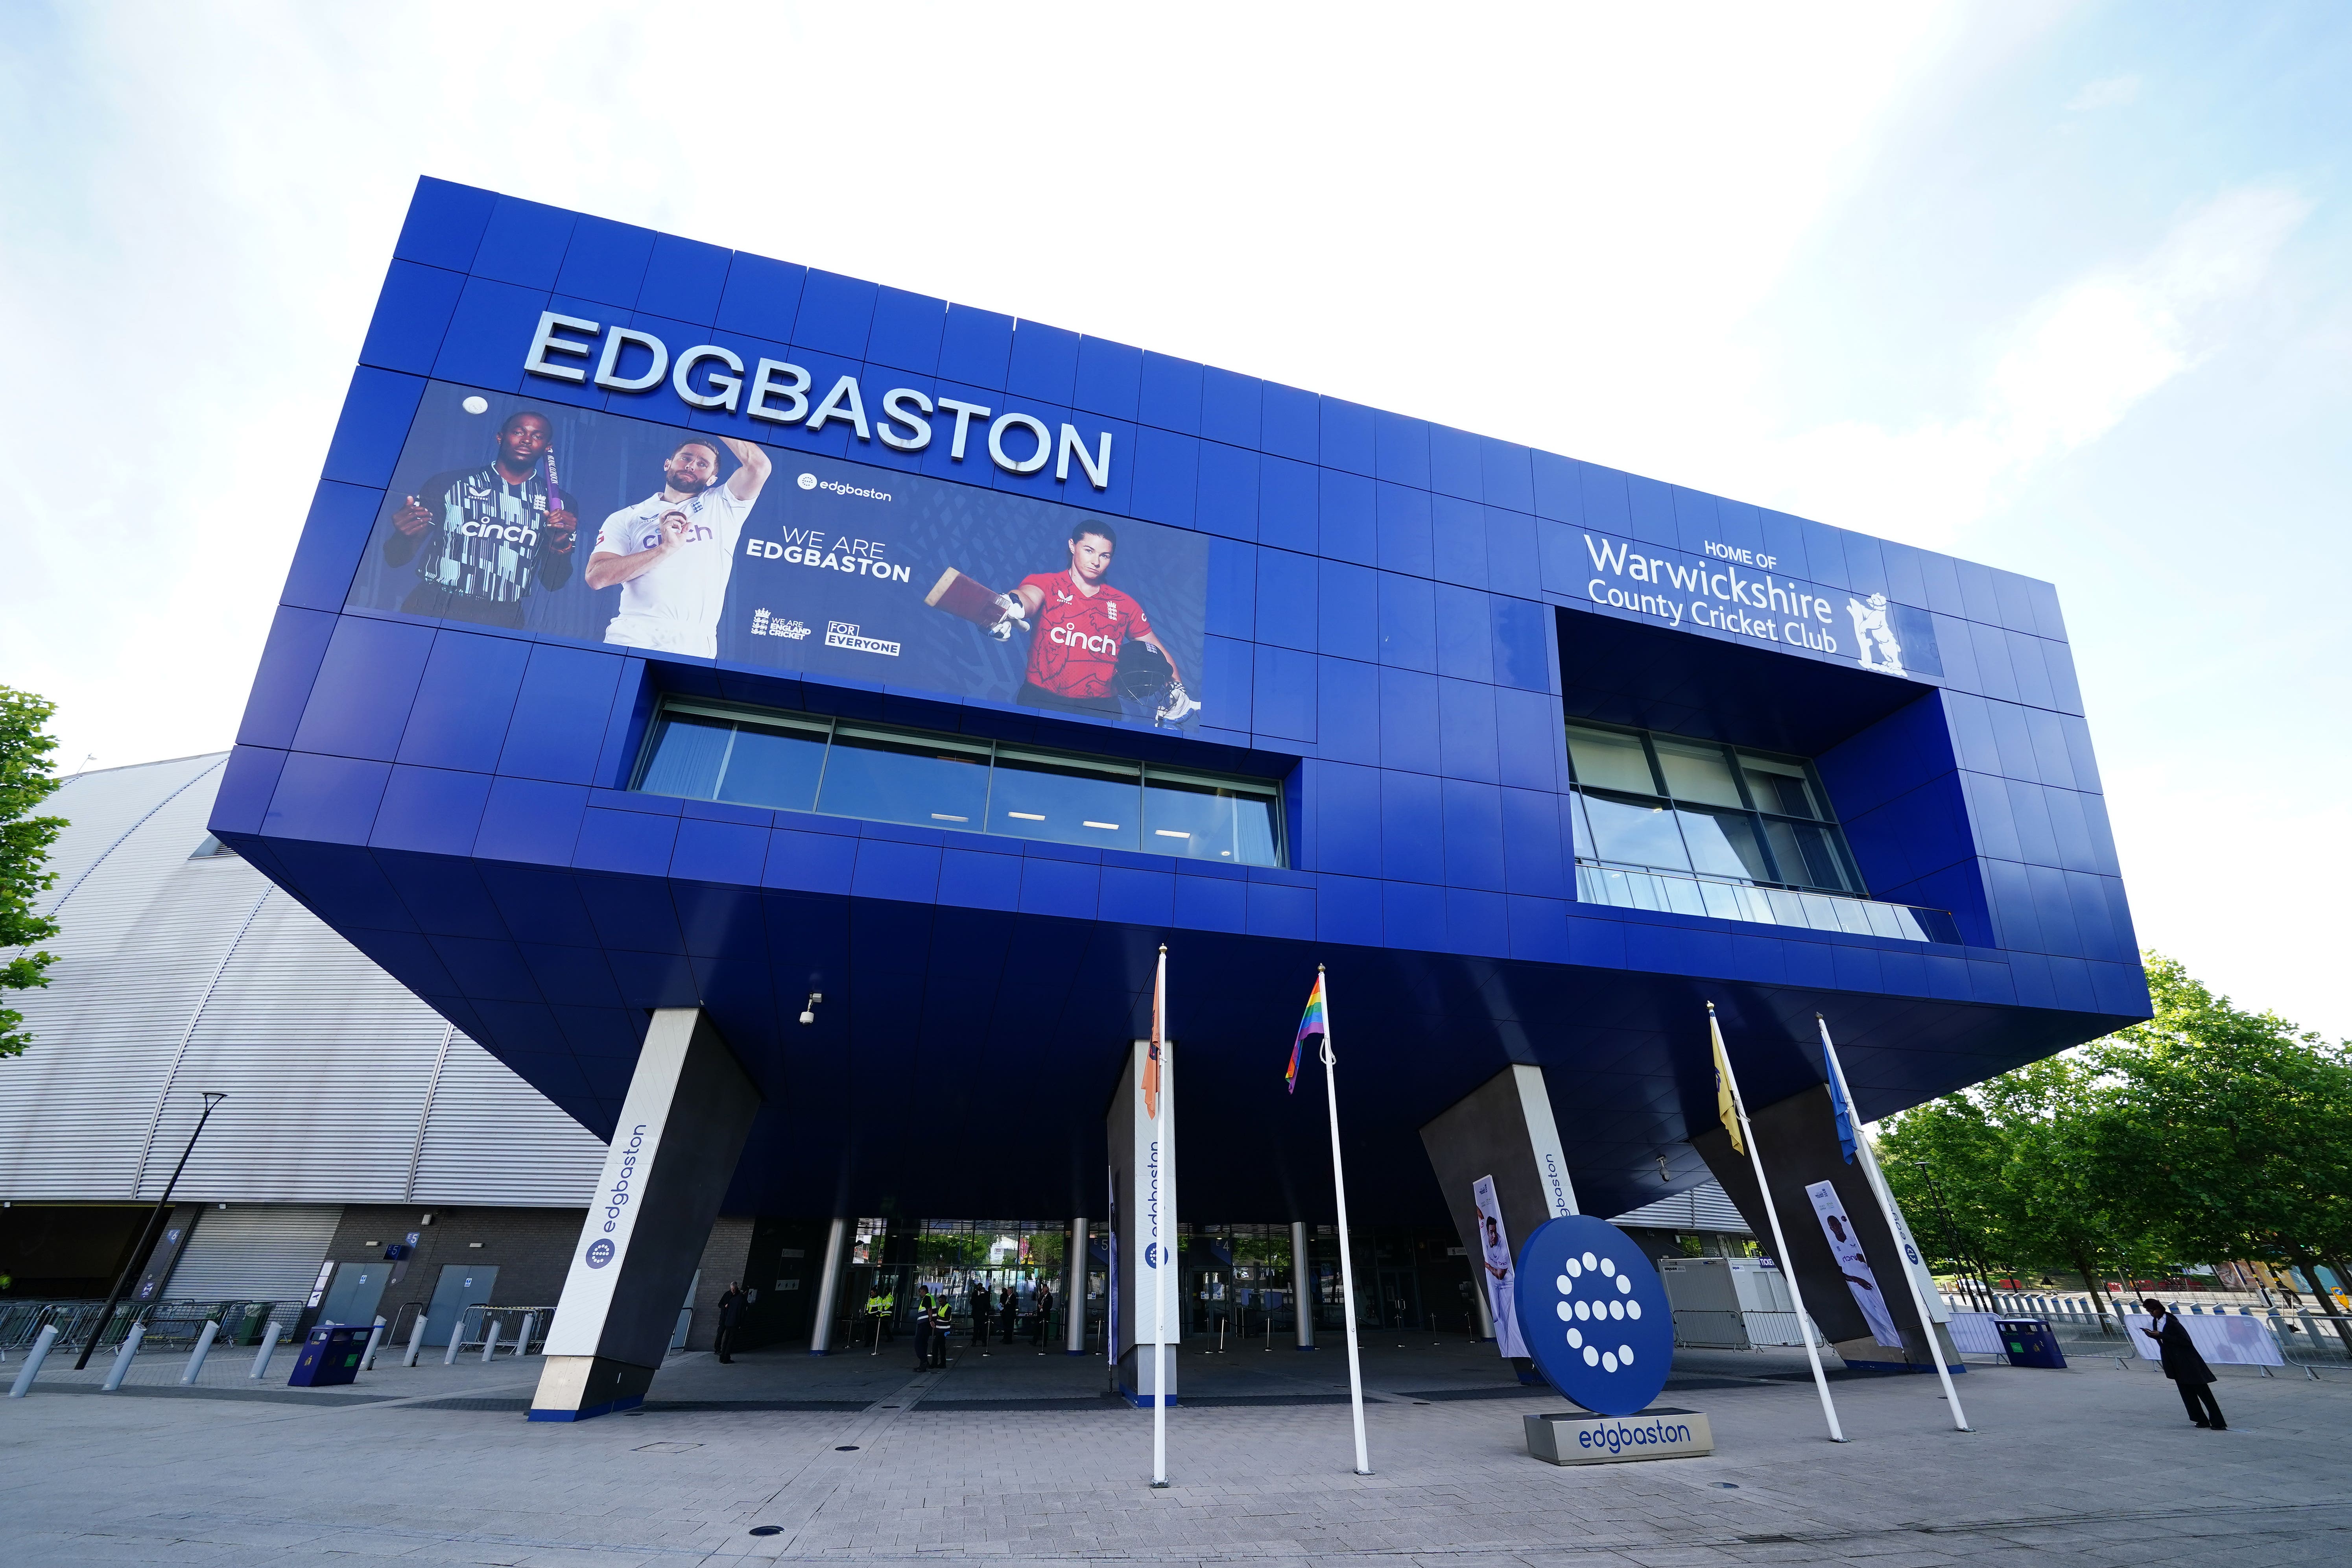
top-left (1288, 970), bottom-right (1327, 1094)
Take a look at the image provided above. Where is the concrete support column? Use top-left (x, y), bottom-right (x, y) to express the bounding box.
top-left (530, 1008), bottom-right (761, 1421)
top-left (1692, 1083), bottom-right (1959, 1373)
top-left (1290, 1221), bottom-right (1315, 1349)
top-left (808, 1217), bottom-right (849, 1355)
top-left (1064, 1218), bottom-right (1088, 1354)
top-left (1420, 1064), bottom-right (1579, 1265)
top-left (1420, 1065), bottom-right (1577, 1365)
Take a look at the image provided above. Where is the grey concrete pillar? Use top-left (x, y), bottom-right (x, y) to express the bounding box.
top-left (1420, 1065), bottom-right (1577, 1363)
top-left (530, 1008), bottom-right (762, 1420)
top-left (1290, 1221), bottom-right (1315, 1348)
top-left (1064, 1218), bottom-right (1088, 1354)
top-left (808, 1218), bottom-right (849, 1355)
top-left (1420, 1064), bottom-right (1579, 1263)
top-left (1691, 1083), bottom-right (1958, 1372)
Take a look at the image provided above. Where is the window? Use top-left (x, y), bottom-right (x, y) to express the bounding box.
top-left (636, 701), bottom-right (1286, 868)
top-left (1565, 722), bottom-right (1862, 895)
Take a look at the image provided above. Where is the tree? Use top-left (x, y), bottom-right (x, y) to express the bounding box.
top-left (1878, 1052), bottom-right (2149, 1327)
top-left (1878, 952), bottom-right (2352, 1341)
top-left (0, 687), bottom-right (66, 1057)
top-left (2082, 956), bottom-right (2352, 1347)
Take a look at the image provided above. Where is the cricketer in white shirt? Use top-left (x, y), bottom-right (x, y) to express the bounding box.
top-left (586, 434), bottom-right (773, 657)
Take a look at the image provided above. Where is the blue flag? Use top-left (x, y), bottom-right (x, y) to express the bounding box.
top-left (1822, 1028), bottom-right (1858, 1165)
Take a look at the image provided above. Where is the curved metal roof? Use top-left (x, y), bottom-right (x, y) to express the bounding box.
top-left (0, 755), bottom-right (604, 1206)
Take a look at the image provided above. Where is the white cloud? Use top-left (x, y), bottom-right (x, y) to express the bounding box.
top-left (1716, 184), bottom-right (2310, 546)
top-left (2066, 73), bottom-right (2142, 111)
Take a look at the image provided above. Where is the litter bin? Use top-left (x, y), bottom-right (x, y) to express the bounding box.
top-left (287, 1323), bottom-right (367, 1387)
top-left (1994, 1317), bottom-right (2066, 1369)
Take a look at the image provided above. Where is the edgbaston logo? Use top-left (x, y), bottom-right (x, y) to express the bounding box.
top-left (585, 1238), bottom-right (615, 1269)
top-left (1144, 1242), bottom-right (1161, 1269)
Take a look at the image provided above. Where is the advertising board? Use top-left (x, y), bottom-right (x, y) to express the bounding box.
top-left (345, 382), bottom-right (1212, 730)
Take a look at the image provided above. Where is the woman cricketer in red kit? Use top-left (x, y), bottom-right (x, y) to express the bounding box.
top-left (1004, 520), bottom-right (1195, 720)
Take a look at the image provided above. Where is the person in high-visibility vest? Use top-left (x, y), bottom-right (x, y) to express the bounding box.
top-left (864, 1284), bottom-right (896, 1344)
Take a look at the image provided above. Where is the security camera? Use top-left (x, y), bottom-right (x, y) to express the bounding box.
top-left (799, 992), bottom-right (823, 1026)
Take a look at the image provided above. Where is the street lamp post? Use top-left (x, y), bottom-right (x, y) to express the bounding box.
top-left (1911, 1160), bottom-right (1990, 1313)
top-left (74, 1091), bottom-right (227, 1369)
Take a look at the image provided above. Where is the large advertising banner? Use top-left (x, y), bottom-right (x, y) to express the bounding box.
top-left (346, 382), bottom-right (1212, 731)
top-left (1804, 1179), bottom-right (1903, 1348)
top-left (1473, 1175), bottom-right (1529, 1359)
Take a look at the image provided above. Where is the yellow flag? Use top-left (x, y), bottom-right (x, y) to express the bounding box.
top-left (1710, 1011), bottom-right (1745, 1155)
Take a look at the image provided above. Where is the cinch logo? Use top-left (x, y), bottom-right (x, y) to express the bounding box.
top-left (460, 520), bottom-right (538, 545)
top-left (585, 1238), bottom-right (615, 1269)
top-left (1050, 624), bottom-right (1118, 654)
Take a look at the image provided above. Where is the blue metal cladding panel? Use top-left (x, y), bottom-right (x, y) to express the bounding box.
top-left (225, 177), bottom-right (2150, 1226)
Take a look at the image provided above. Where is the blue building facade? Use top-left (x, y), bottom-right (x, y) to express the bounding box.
top-left (214, 178), bottom-right (2148, 1229)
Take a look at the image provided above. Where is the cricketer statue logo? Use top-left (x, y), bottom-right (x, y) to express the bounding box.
top-left (1847, 592), bottom-right (1906, 676)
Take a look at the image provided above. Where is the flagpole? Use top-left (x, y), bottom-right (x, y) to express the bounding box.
top-left (1710, 1002), bottom-right (1845, 1443)
top-left (1818, 1013), bottom-right (1971, 1433)
top-left (1152, 945), bottom-right (1170, 1489)
top-left (1319, 966), bottom-right (1373, 1476)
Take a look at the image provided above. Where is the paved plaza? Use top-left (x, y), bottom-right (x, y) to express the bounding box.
top-left (4, 1332), bottom-right (2348, 1565)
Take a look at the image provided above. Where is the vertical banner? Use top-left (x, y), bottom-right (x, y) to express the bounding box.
top-left (1804, 1180), bottom-right (1902, 1348)
top-left (1471, 1176), bottom-right (1529, 1358)
top-left (1107, 1034), bottom-right (1176, 1406)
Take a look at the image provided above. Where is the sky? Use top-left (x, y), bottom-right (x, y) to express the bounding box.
top-left (3, 2), bottom-right (2347, 1040)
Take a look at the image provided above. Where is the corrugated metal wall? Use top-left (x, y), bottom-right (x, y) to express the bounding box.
top-left (0, 756), bottom-right (606, 1209)
top-left (1610, 1179), bottom-right (1752, 1234)
top-left (162, 1204), bottom-right (344, 1301)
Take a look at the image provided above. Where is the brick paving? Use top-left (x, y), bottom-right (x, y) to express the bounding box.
top-left (4, 1333), bottom-right (2347, 1564)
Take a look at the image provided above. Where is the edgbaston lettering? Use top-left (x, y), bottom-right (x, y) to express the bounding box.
top-left (524, 313), bottom-right (1112, 489)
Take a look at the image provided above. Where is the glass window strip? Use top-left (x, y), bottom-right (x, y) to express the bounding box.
top-left (635, 699), bottom-right (1286, 867)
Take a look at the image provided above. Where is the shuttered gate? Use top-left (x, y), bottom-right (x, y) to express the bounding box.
top-left (162, 1204), bottom-right (343, 1303)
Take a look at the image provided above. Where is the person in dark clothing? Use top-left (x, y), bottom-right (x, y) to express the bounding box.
top-left (1030, 1281), bottom-right (1054, 1347)
top-left (2138, 1298), bottom-right (2226, 1428)
top-left (999, 1284), bottom-right (1017, 1344)
top-left (715, 1282), bottom-right (747, 1363)
top-left (382, 410), bottom-right (577, 627)
top-left (970, 1281), bottom-right (992, 1347)
top-left (911, 1290), bottom-right (935, 1373)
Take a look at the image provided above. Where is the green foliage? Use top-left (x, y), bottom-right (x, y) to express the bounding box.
top-left (1879, 954), bottom-right (2352, 1293)
top-left (0, 687), bottom-right (67, 1058)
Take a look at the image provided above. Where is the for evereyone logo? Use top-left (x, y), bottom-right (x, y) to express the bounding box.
top-left (585, 1238), bottom-right (615, 1269)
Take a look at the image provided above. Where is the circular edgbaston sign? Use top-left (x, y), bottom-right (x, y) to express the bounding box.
top-left (1512, 1215), bottom-right (1673, 1416)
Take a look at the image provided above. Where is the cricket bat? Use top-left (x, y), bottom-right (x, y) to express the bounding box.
top-left (926, 567), bottom-right (1016, 628)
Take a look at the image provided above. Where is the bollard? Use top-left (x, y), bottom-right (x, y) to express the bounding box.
top-left (360, 1316), bottom-right (388, 1372)
top-left (8, 1324), bottom-right (60, 1397)
top-left (515, 1313), bottom-right (537, 1357)
top-left (180, 1321), bottom-right (222, 1386)
top-left (480, 1317), bottom-right (503, 1363)
top-left (402, 1315), bottom-right (428, 1369)
top-left (103, 1324), bottom-right (147, 1392)
top-left (444, 1320), bottom-right (465, 1366)
top-left (249, 1321), bottom-right (286, 1379)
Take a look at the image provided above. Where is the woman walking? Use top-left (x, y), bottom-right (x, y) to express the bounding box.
top-left (2137, 1299), bottom-right (2226, 1429)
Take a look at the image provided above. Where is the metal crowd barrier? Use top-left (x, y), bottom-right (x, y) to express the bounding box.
top-left (0, 1299), bottom-right (294, 1357)
top-left (1955, 1292), bottom-right (2352, 1372)
top-left (444, 1304), bottom-right (556, 1358)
